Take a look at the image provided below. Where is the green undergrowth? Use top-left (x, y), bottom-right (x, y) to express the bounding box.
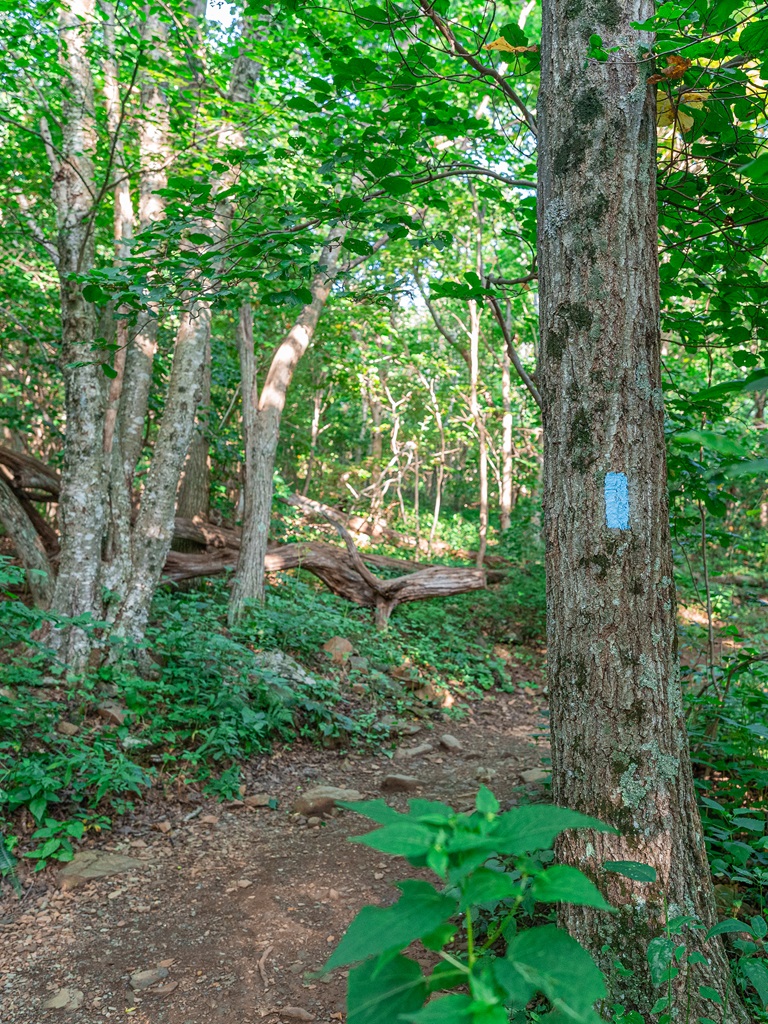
top-left (0, 551), bottom-right (541, 871)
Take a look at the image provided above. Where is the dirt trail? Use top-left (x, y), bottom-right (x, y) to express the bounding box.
top-left (0, 687), bottom-right (548, 1024)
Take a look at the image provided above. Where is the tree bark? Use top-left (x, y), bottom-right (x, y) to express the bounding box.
top-left (0, 475), bottom-right (54, 608)
top-left (115, 9), bottom-right (170, 485)
top-left (175, 337), bottom-right (211, 525)
top-left (538, 0), bottom-right (747, 1016)
top-left (468, 298), bottom-right (487, 568)
top-left (500, 340), bottom-right (513, 531)
top-left (49, 0), bottom-right (106, 668)
top-left (228, 224), bottom-right (347, 622)
top-left (110, 301), bottom-right (211, 645)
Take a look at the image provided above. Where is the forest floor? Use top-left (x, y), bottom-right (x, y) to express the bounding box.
top-left (0, 668), bottom-right (549, 1024)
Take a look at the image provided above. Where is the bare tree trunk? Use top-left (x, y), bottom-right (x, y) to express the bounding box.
top-left (175, 338), bottom-right (211, 523)
top-left (369, 383), bottom-right (385, 515)
top-left (0, 476), bottom-right (54, 608)
top-left (49, 0), bottom-right (105, 668)
top-left (302, 387), bottom-right (325, 497)
top-left (102, 1), bottom-right (137, 598)
top-left (469, 299), bottom-right (487, 568)
top-left (500, 341), bottom-right (513, 532)
top-left (539, 0), bottom-right (747, 1014)
top-left (228, 225), bottom-right (346, 622)
top-left (110, 302), bottom-right (211, 646)
top-left (115, 10), bottom-right (170, 485)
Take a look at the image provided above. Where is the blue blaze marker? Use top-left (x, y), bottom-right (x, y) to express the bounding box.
top-left (605, 472), bottom-right (630, 530)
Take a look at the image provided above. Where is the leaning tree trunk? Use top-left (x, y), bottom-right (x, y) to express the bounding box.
top-left (538, 0), bottom-right (747, 1018)
top-left (228, 225), bottom-right (347, 622)
top-left (48, 0), bottom-right (105, 668)
top-left (0, 476), bottom-right (54, 608)
top-left (500, 340), bottom-right (513, 532)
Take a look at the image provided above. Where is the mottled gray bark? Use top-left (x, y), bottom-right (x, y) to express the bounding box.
top-left (500, 341), bottom-right (513, 532)
top-left (115, 10), bottom-right (170, 485)
top-left (0, 475), bottom-right (54, 608)
top-left (175, 338), bottom-right (211, 524)
top-left (228, 226), bottom-right (347, 622)
top-left (538, 0), bottom-right (747, 1016)
top-left (49, 0), bottom-right (106, 667)
top-left (110, 301), bottom-right (211, 645)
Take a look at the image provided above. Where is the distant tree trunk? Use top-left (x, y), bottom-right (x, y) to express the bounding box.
top-left (539, 0), bottom-right (748, 1015)
top-left (302, 387), bottom-right (325, 497)
top-left (500, 341), bottom-right (513, 532)
top-left (48, 0), bottom-right (105, 668)
top-left (369, 383), bottom-right (385, 515)
top-left (229, 225), bottom-right (346, 622)
top-left (175, 338), bottom-right (211, 524)
top-left (0, 476), bottom-right (54, 608)
top-left (468, 299), bottom-right (487, 568)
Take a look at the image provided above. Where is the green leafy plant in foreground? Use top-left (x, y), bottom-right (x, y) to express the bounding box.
top-left (324, 788), bottom-right (618, 1024)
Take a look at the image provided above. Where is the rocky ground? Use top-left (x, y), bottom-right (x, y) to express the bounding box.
top-left (0, 686), bottom-right (549, 1024)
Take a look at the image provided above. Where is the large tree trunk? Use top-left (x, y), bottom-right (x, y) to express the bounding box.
top-left (49, 0), bottom-right (105, 668)
top-left (0, 476), bottom-right (54, 608)
top-left (538, 0), bottom-right (747, 1017)
top-left (228, 225), bottom-right (346, 622)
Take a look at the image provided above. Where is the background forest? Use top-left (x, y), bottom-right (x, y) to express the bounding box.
top-left (1, 0), bottom-right (768, 1021)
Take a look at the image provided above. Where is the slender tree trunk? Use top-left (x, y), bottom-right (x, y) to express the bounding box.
top-left (0, 476), bottom-right (54, 608)
top-left (538, 0), bottom-right (747, 1016)
top-left (115, 10), bottom-right (170, 485)
top-left (110, 301), bottom-right (211, 645)
top-left (369, 384), bottom-right (385, 515)
top-left (229, 225), bottom-right (346, 622)
top-left (302, 387), bottom-right (325, 497)
top-left (469, 299), bottom-right (487, 568)
top-left (175, 338), bottom-right (211, 523)
top-left (49, 0), bottom-right (105, 668)
top-left (102, 1), bottom-right (136, 598)
top-left (500, 342), bottom-right (513, 532)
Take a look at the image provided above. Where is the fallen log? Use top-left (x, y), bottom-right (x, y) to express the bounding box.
top-left (164, 539), bottom-right (488, 626)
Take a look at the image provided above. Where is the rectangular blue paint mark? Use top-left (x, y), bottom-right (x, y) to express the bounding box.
top-left (605, 472), bottom-right (630, 530)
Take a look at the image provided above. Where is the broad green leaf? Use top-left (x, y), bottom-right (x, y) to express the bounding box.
top-left (722, 459), bottom-right (768, 479)
top-left (698, 985), bottom-right (723, 1005)
top-left (347, 954), bottom-right (426, 1024)
top-left (420, 922), bottom-right (456, 950)
top-left (339, 799), bottom-right (404, 825)
top-left (409, 799), bottom-right (456, 819)
top-left (647, 935), bottom-right (675, 985)
top-left (673, 429), bottom-right (750, 458)
top-left (492, 805), bottom-right (615, 856)
top-left (380, 176), bottom-right (412, 197)
top-left (426, 960), bottom-right (467, 994)
top-left (325, 880), bottom-right (456, 970)
top-left (504, 925), bottom-right (606, 1019)
top-left (604, 860), bottom-right (657, 882)
top-left (690, 379), bottom-right (746, 400)
top-left (475, 786), bottom-right (499, 816)
top-left (401, 993), bottom-right (473, 1023)
top-left (351, 820), bottom-right (437, 857)
top-left (751, 915), bottom-right (768, 938)
top-left (532, 865), bottom-right (615, 911)
top-left (704, 918), bottom-right (753, 940)
top-left (459, 867), bottom-right (519, 909)
top-left (354, 4), bottom-right (393, 23)
top-left (743, 373), bottom-right (768, 392)
top-left (742, 959), bottom-right (768, 1006)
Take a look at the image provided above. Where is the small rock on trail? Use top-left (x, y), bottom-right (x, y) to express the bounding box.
top-left (394, 742), bottom-right (434, 761)
top-left (129, 967), bottom-right (170, 991)
top-left (293, 786), bottom-right (362, 815)
top-left (42, 988), bottom-right (84, 1010)
top-left (58, 851), bottom-right (145, 891)
top-left (439, 733), bottom-right (463, 752)
top-left (380, 774), bottom-right (422, 792)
